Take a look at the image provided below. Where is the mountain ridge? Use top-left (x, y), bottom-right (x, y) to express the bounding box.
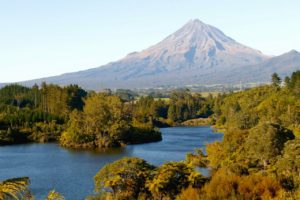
top-left (3, 19), bottom-right (300, 90)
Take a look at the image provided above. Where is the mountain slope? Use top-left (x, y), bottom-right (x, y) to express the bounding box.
top-left (13, 19), bottom-right (299, 89)
top-left (224, 50), bottom-right (300, 83)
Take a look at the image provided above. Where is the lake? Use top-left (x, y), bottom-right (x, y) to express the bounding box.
top-left (0, 126), bottom-right (223, 200)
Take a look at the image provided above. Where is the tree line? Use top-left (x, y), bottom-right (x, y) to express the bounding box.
top-left (0, 83), bottom-right (87, 144)
top-left (0, 82), bottom-right (215, 147)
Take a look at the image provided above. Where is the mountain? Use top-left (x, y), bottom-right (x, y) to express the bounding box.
top-left (220, 50), bottom-right (300, 84)
top-left (9, 19), bottom-right (300, 89)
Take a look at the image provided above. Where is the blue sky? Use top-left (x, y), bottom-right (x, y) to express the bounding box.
top-left (1, 0), bottom-right (300, 82)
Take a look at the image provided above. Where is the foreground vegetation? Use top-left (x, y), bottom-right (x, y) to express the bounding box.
top-left (1, 71), bottom-right (300, 199)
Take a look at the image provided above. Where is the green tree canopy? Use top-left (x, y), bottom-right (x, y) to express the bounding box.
top-left (276, 138), bottom-right (300, 190)
top-left (245, 123), bottom-right (294, 169)
top-left (271, 72), bottom-right (281, 87)
top-left (61, 93), bottom-right (131, 148)
top-left (146, 162), bottom-right (204, 199)
top-left (94, 157), bottom-right (155, 199)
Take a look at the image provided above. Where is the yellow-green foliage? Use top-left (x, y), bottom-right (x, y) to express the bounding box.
top-left (46, 190), bottom-right (65, 200)
top-left (185, 149), bottom-right (208, 167)
top-left (92, 158), bottom-right (205, 200)
top-left (61, 93), bottom-right (163, 148)
top-left (206, 141), bottom-right (225, 169)
top-left (61, 93), bottom-right (130, 148)
top-left (176, 186), bottom-right (201, 200)
top-left (94, 157), bottom-right (155, 200)
top-left (209, 72), bottom-right (300, 172)
top-left (244, 123), bottom-right (294, 169)
top-left (180, 168), bottom-right (283, 200)
top-left (203, 72), bottom-right (300, 198)
top-left (217, 84), bottom-right (300, 133)
top-left (275, 138), bottom-right (300, 191)
top-left (146, 162), bottom-right (204, 200)
top-left (0, 177), bottom-right (31, 200)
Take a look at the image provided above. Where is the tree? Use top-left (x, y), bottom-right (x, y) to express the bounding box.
top-left (276, 138), bottom-right (300, 191)
top-left (40, 83), bottom-right (69, 116)
top-left (146, 162), bottom-right (204, 199)
top-left (46, 190), bottom-right (65, 200)
top-left (0, 84), bottom-right (36, 108)
top-left (206, 141), bottom-right (225, 169)
top-left (284, 76), bottom-right (291, 87)
top-left (66, 84), bottom-right (87, 111)
top-left (245, 123), bottom-right (294, 169)
top-left (289, 70), bottom-right (300, 95)
top-left (61, 93), bottom-right (131, 148)
top-left (186, 149), bottom-right (208, 167)
top-left (176, 186), bottom-right (201, 200)
top-left (83, 93), bottom-right (130, 147)
top-left (60, 109), bottom-right (94, 147)
top-left (0, 177), bottom-right (31, 200)
top-left (132, 96), bottom-right (156, 127)
top-left (167, 90), bottom-right (204, 122)
top-left (199, 168), bottom-right (283, 200)
top-left (271, 73), bottom-right (281, 87)
top-left (94, 157), bottom-right (155, 199)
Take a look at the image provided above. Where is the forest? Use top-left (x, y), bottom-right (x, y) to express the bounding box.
top-left (0, 71), bottom-right (299, 199)
top-left (0, 81), bottom-right (214, 148)
top-left (86, 71), bottom-right (300, 199)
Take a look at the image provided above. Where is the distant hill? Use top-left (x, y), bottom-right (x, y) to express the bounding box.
top-left (4, 19), bottom-right (300, 90)
top-left (220, 50), bottom-right (300, 84)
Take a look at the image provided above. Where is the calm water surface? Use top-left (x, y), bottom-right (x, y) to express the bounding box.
top-left (0, 126), bottom-right (222, 200)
